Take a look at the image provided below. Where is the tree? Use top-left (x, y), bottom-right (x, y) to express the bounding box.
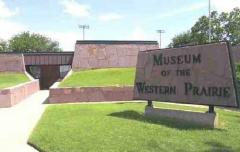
top-left (168, 31), bottom-right (194, 48)
top-left (0, 39), bottom-right (8, 52)
top-left (9, 31), bottom-right (62, 52)
top-left (169, 8), bottom-right (240, 48)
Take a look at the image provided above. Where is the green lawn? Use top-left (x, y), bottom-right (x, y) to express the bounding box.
top-left (59, 68), bottom-right (136, 87)
top-left (28, 102), bottom-right (240, 152)
top-left (0, 72), bottom-right (29, 89)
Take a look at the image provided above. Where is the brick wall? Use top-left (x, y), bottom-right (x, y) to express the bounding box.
top-left (0, 53), bottom-right (26, 72)
top-left (72, 41), bottom-right (159, 70)
top-left (0, 80), bottom-right (39, 108)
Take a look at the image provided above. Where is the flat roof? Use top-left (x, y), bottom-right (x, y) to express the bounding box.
top-left (0, 52), bottom-right (74, 55)
top-left (23, 52), bottom-right (74, 56)
top-left (76, 40), bottom-right (158, 45)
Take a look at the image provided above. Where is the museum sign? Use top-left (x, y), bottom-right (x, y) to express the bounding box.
top-left (133, 42), bottom-right (239, 107)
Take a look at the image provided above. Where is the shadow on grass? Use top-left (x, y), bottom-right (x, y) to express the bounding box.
top-left (108, 110), bottom-right (224, 131)
top-left (204, 141), bottom-right (237, 152)
top-left (224, 113), bottom-right (240, 120)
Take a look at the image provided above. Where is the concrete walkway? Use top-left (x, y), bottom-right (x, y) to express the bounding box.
top-left (0, 90), bottom-right (49, 152)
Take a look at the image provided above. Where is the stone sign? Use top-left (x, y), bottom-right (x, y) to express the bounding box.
top-left (133, 42), bottom-right (239, 107)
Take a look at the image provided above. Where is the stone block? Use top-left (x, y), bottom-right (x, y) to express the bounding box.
top-left (79, 59), bottom-right (90, 68)
top-left (88, 58), bottom-right (98, 67)
top-left (96, 49), bottom-right (107, 60)
top-left (98, 60), bottom-right (109, 68)
top-left (49, 86), bottom-right (134, 103)
top-left (145, 106), bottom-right (218, 128)
top-left (0, 80), bottom-right (39, 108)
top-left (87, 88), bottom-right (105, 101)
top-left (0, 94), bottom-right (11, 107)
top-left (116, 48), bottom-right (125, 57)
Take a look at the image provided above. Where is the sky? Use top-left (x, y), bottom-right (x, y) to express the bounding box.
top-left (0, 0), bottom-right (240, 51)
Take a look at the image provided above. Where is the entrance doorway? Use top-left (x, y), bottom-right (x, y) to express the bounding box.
top-left (40, 65), bottom-right (60, 90)
top-left (26, 65), bottom-right (71, 90)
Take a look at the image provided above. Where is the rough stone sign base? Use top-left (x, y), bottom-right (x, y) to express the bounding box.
top-left (134, 42), bottom-right (239, 128)
top-left (145, 107), bottom-right (218, 128)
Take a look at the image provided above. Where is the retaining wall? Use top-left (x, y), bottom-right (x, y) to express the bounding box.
top-left (72, 41), bottom-right (159, 70)
top-left (0, 53), bottom-right (26, 72)
top-left (49, 83), bottom-right (133, 103)
top-left (0, 80), bottom-right (40, 108)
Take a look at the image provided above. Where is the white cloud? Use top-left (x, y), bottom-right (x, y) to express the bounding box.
top-left (212, 0), bottom-right (240, 12)
top-left (129, 27), bottom-right (148, 40)
top-left (0, 19), bottom-right (77, 51)
top-left (0, 19), bottom-right (27, 40)
top-left (0, 25), bottom-right (80, 51)
top-left (158, 2), bottom-right (207, 19)
top-left (0, 0), bottom-right (19, 18)
top-left (61, 0), bottom-right (90, 18)
top-left (0, 0), bottom-right (23, 40)
top-left (99, 13), bottom-right (123, 22)
top-left (0, 0), bottom-right (78, 51)
top-left (40, 31), bottom-right (80, 51)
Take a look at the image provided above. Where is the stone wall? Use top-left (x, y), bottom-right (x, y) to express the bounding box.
top-left (0, 53), bottom-right (26, 72)
top-left (49, 84), bottom-right (133, 103)
top-left (72, 41), bottom-right (159, 70)
top-left (0, 80), bottom-right (39, 108)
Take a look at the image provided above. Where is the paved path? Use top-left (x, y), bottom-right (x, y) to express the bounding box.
top-left (0, 90), bottom-right (49, 152)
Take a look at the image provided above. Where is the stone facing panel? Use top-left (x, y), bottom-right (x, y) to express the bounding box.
top-left (49, 86), bottom-right (133, 103)
top-left (0, 54), bottom-right (26, 72)
top-left (0, 80), bottom-right (39, 108)
top-left (134, 42), bottom-right (239, 107)
top-left (72, 42), bottom-right (159, 70)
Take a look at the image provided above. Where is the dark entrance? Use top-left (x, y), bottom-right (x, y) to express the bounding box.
top-left (26, 65), bottom-right (71, 90)
top-left (40, 65), bottom-right (60, 90)
top-left (23, 52), bottom-right (74, 90)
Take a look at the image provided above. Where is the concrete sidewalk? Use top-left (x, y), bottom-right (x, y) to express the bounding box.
top-left (0, 90), bottom-right (49, 152)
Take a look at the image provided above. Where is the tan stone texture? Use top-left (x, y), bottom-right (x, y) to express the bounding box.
top-left (49, 86), bottom-right (134, 103)
top-left (72, 44), bottom-right (159, 70)
top-left (0, 80), bottom-right (40, 108)
top-left (0, 54), bottom-right (26, 72)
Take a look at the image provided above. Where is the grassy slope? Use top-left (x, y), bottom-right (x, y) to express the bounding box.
top-left (0, 73), bottom-right (29, 89)
top-left (59, 68), bottom-right (136, 87)
top-left (29, 102), bottom-right (240, 152)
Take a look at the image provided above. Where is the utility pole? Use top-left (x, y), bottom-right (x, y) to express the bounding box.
top-left (208, 0), bottom-right (215, 114)
top-left (78, 24), bottom-right (89, 40)
top-left (157, 30), bottom-right (165, 49)
top-left (208, 0), bottom-right (211, 43)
